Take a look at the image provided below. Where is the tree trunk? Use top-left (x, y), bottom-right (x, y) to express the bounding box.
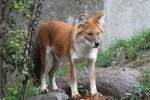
top-left (0, 0), bottom-right (11, 99)
top-left (19, 0), bottom-right (43, 99)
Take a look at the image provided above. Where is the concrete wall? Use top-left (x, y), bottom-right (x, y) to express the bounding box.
top-left (41, 0), bottom-right (104, 23)
top-left (102, 0), bottom-right (150, 48)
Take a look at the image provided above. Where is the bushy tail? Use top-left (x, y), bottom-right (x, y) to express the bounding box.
top-left (32, 43), bottom-right (41, 86)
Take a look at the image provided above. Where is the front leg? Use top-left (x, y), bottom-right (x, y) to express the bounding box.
top-left (69, 62), bottom-right (80, 98)
top-left (88, 59), bottom-right (102, 96)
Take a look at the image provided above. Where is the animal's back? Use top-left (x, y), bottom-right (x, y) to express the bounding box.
top-left (36, 21), bottom-right (74, 57)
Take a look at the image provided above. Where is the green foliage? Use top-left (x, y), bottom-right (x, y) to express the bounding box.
top-left (96, 49), bottom-right (113, 67)
top-left (4, 0), bottom-right (33, 99)
top-left (4, 0), bottom-right (32, 68)
top-left (96, 29), bottom-right (150, 67)
top-left (3, 30), bottom-right (27, 72)
top-left (130, 83), bottom-right (150, 100)
top-left (11, 0), bottom-right (32, 18)
top-left (5, 86), bottom-right (20, 100)
top-left (25, 80), bottom-right (39, 98)
top-left (5, 80), bottom-right (39, 100)
top-left (142, 69), bottom-right (150, 89)
top-left (56, 63), bottom-right (87, 77)
top-left (122, 84), bottom-right (150, 100)
top-left (56, 65), bottom-right (68, 77)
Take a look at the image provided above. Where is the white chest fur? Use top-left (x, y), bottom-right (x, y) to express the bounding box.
top-left (71, 39), bottom-right (98, 61)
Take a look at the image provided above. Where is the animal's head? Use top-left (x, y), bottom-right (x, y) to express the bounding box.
top-left (75, 11), bottom-right (104, 48)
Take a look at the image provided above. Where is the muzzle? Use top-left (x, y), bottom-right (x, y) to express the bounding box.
top-left (93, 42), bottom-right (100, 48)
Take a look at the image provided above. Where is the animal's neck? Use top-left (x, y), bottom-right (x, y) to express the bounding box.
top-left (73, 36), bottom-right (92, 57)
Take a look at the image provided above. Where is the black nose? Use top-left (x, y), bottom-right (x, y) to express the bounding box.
top-left (95, 42), bottom-right (99, 47)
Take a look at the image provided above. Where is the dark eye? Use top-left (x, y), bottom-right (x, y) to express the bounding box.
top-left (87, 32), bottom-right (93, 36)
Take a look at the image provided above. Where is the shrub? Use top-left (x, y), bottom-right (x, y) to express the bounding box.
top-left (96, 29), bottom-right (150, 67)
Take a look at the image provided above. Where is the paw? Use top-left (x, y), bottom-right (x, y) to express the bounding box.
top-left (93, 92), bottom-right (103, 97)
top-left (71, 94), bottom-right (81, 100)
top-left (40, 88), bottom-right (49, 94)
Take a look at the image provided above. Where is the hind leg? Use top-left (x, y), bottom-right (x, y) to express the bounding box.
top-left (48, 53), bottom-right (63, 92)
top-left (40, 70), bottom-right (48, 93)
top-left (39, 46), bottom-right (52, 93)
top-left (48, 63), bottom-right (58, 90)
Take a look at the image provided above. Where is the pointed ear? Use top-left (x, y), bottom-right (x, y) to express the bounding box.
top-left (101, 14), bottom-right (105, 25)
top-left (76, 12), bottom-right (89, 27)
top-left (93, 11), bottom-right (104, 23)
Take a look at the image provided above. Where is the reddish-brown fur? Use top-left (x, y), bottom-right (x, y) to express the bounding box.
top-left (36, 21), bottom-right (73, 57)
top-left (32, 12), bottom-right (104, 98)
top-left (33, 21), bottom-right (75, 85)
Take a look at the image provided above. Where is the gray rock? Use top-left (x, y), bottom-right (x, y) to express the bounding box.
top-left (57, 67), bottom-right (141, 99)
top-left (28, 92), bottom-right (69, 100)
top-left (96, 67), bottom-right (141, 98)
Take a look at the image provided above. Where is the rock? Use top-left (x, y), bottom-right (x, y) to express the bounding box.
top-left (96, 67), bottom-right (141, 99)
top-left (56, 67), bottom-right (141, 99)
top-left (28, 92), bottom-right (69, 100)
top-left (28, 92), bottom-right (110, 100)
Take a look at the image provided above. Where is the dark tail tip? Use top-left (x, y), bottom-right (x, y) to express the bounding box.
top-left (32, 44), bottom-right (41, 86)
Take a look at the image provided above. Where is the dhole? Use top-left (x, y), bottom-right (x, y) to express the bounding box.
top-left (32, 11), bottom-right (104, 99)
